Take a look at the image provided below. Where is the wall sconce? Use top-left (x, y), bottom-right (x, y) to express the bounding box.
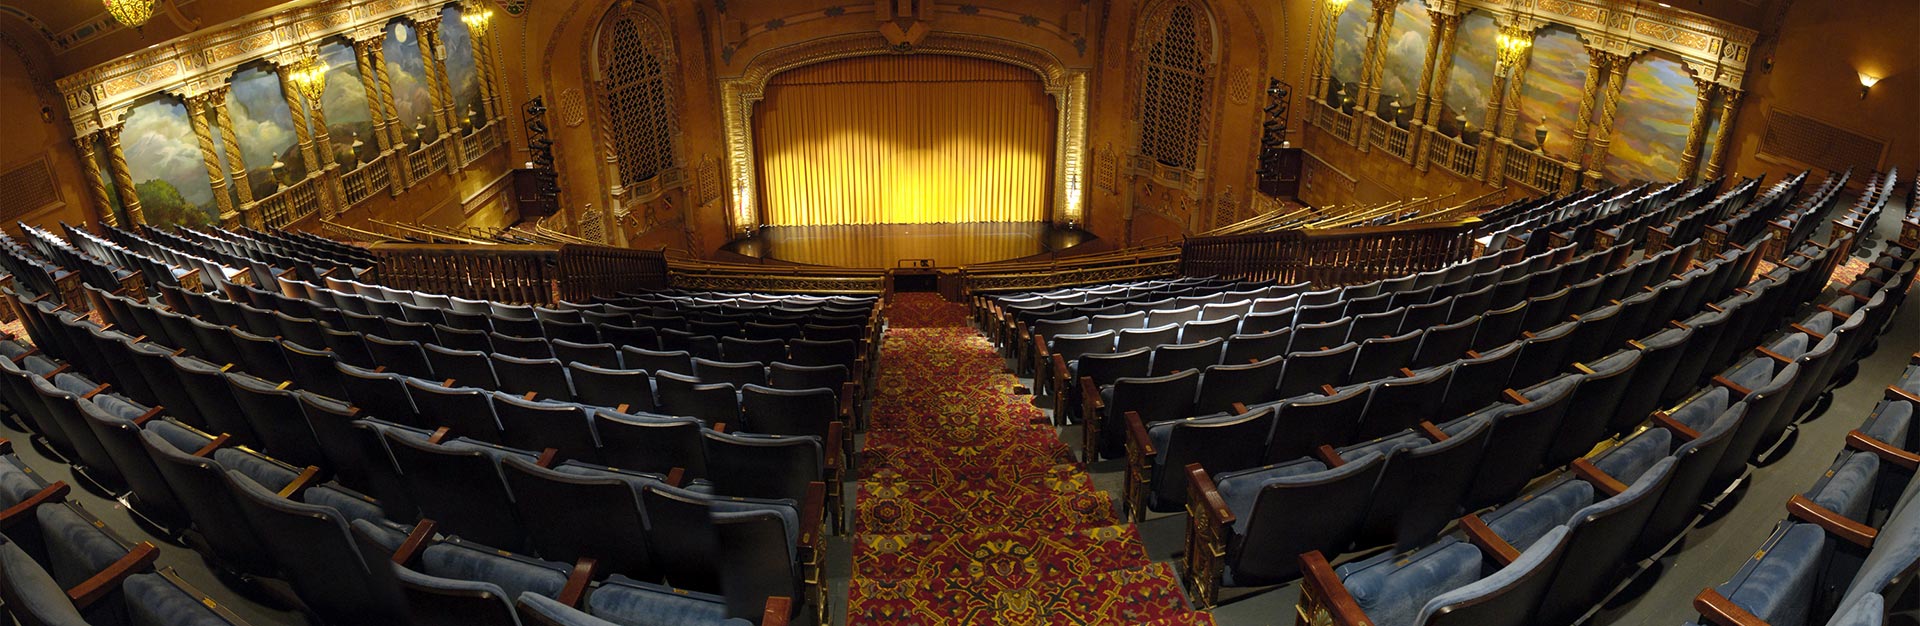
top-left (1858, 72), bottom-right (1881, 99)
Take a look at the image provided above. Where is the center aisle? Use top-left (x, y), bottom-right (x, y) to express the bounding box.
top-left (847, 294), bottom-right (1213, 625)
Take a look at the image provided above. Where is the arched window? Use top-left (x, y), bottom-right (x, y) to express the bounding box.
top-left (597, 5), bottom-right (676, 187)
top-left (1139, 2), bottom-right (1214, 171)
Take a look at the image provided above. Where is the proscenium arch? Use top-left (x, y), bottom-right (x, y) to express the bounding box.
top-left (718, 32), bottom-right (1090, 234)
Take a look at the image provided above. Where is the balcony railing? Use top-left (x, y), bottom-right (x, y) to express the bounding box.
top-left (1503, 148), bottom-right (1575, 194)
top-left (254, 175), bottom-right (324, 229)
top-left (342, 155), bottom-right (392, 206)
top-left (1368, 116), bottom-right (1412, 160)
top-left (1429, 131), bottom-right (1478, 179)
top-left (426, 138), bottom-right (449, 174)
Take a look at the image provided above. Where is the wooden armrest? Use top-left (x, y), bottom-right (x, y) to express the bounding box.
top-left (1571, 458), bottom-right (1628, 497)
top-left (1816, 304), bottom-right (1850, 317)
top-left (392, 519), bottom-right (438, 566)
top-left (1320, 384), bottom-right (1338, 396)
top-left (663, 467), bottom-right (686, 488)
top-left (839, 381), bottom-right (857, 419)
top-left (713, 422), bottom-right (730, 434)
top-left (1124, 411), bottom-right (1155, 459)
top-left (536, 448), bottom-right (560, 469)
top-left (1693, 588), bottom-right (1770, 626)
top-left (1465, 349), bottom-right (1483, 359)
top-left (1080, 376), bottom-right (1104, 411)
top-left (275, 466), bottom-right (322, 499)
top-left (1461, 514), bottom-right (1520, 566)
top-left (1787, 494), bottom-right (1877, 549)
top-left (1840, 289), bottom-right (1872, 303)
top-left (426, 427), bottom-right (451, 445)
top-left (798, 481), bottom-right (826, 550)
top-left (1315, 444), bottom-right (1346, 468)
top-left (80, 383), bottom-right (111, 400)
top-left (824, 422), bottom-right (843, 471)
top-left (1522, 331), bottom-right (1537, 340)
top-left (1502, 389), bottom-right (1531, 405)
top-left (0, 482), bottom-right (70, 530)
top-left (1398, 367), bottom-right (1417, 377)
top-left (556, 558), bottom-right (596, 608)
top-left (1231, 402), bottom-right (1249, 416)
top-left (1298, 551), bottom-right (1370, 626)
top-left (1185, 464), bottom-right (1235, 528)
top-left (8, 348), bottom-right (39, 364)
top-left (1711, 375), bottom-right (1753, 397)
top-left (761, 597), bottom-right (793, 626)
top-left (1888, 385), bottom-right (1920, 405)
top-left (1706, 302), bottom-right (1727, 313)
top-left (67, 542), bottom-right (158, 609)
top-left (131, 406), bottom-right (163, 426)
top-left (1651, 411), bottom-right (1701, 442)
top-left (1789, 323), bottom-right (1827, 341)
top-left (441, 378), bottom-right (457, 388)
top-left (1573, 363), bottom-right (1597, 375)
top-left (191, 434), bottom-right (230, 458)
top-left (1628, 339), bottom-right (1650, 351)
top-left (1418, 421), bottom-right (1449, 442)
top-left (1669, 320), bottom-right (1691, 331)
top-left (1846, 431), bottom-right (1920, 471)
top-left (42, 363), bottom-right (72, 379)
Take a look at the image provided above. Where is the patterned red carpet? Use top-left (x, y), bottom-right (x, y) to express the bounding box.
top-left (849, 293), bottom-right (1212, 625)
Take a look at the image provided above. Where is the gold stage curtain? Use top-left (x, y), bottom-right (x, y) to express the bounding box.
top-left (755, 55), bottom-right (1055, 226)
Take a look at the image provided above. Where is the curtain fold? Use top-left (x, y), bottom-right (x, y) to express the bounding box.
top-left (755, 55), bottom-right (1054, 226)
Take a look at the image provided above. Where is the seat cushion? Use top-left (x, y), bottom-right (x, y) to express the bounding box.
top-left (1859, 399), bottom-right (1912, 451)
top-left (1836, 475), bottom-right (1920, 613)
top-left (586, 576), bottom-right (751, 626)
top-left (1484, 479), bottom-right (1594, 552)
top-left (1592, 428), bottom-right (1673, 485)
top-left (1807, 453), bottom-right (1879, 523)
top-left (1338, 539), bottom-right (1482, 626)
top-left (420, 540), bottom-right (570, 602)
top-left (1827, 592), bottom-right (1883, 626)
top-left (518, 593), bottom-right (625, 626)
top-left (213, 448), bottom-right (297, 492)
top-left (0, 540), bottom-right (89, 626)
top-left (124, 573), bottom-right (236, 626)
top-left (1215, 458), bottom-right (1330, 535)
top-left (1416, 525), bottom-right (1570, 624)
top-left (302, 486), bottom-right (388, 527)
top-left (1672, 388), bottom-right (1732, 432)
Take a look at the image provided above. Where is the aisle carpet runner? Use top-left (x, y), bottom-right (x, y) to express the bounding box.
top-left (848, 294), bottom-right (1213, 625)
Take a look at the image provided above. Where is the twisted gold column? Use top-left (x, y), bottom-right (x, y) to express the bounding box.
top-left (1677, 79), bottom-right (1716, 182)
top-left (212, 90), bottom-right (258, 227)
top-left (1487, 40), bottom-right (1534, 188)
top-left (1353, 0), bottom-right (1400, 147)
top-left (1415, 12), bottom-right (1460, 172)
top-left (1702, 89), bottom-right (1741, 181)
top-left (1567, 48), bottom-right (1606, 172)
top-left (473, 24), bottom-right (499, 121)
top-left (1581, 53), bottom-right (1629, 189)
top-left (370, 37), bottom-right (411, 186)
top-left (73, 133), bottom-right (118, 227)
top-left (355, 38), bottom-right (404, 195)
top-left (102, 123), bottom-right (144, 225)
top-left (186, 92), bottom-right (238, 226)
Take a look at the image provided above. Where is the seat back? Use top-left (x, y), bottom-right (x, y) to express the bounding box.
top-left (1232, 454), bottom-right (1388, 584)
top-left (226, 471), bottom-right (409, 624)
top-left (489, 355), bottom-right (574, 400)
top-left (567, 363), bottom-right (655, 413)
top-left (1193, 357), bottom-right (1285, 415)
top-left (1355, 366), bottom-right (1454, 440)
top-left (137, 425), bottom-right (275, 574)
top-left (1535, 458), bottom-right (1678, 624)
top-left (692, 358), bottom-right (768, 389)
top-left (700, 430), bottom-right (821, 501)
top-left (1117, 324), bottom-right (1180, 352)
top-left (492, 394), bottom-right (599, 463)
top-left (404, 379), bottom-right (504, 442)
top-left (1153, 409), bottom-right (1275, 508)
top-left (226, 374), bottom-right (329, 469)
top-left (1465, 376), bottom-right (1582, 508)
top-left (364, 336), bottom-right (434, 380)
top-left (382, 433), bottom-right (528, 551)
top-left (1349, 330), bottom-right (1424, 383)
top-left (1421, 526), bottom-right (1572, 626)
top-left (1276, 343), bottom-right (1359, 400)
top-left (1152, 338), bottom-right (1224, 377)
top-left (1267, 385), bottom-right (1369, 463)
top-left (500, 458), bottom-right (654, 579)
top-left (655, 371), bottom-right (743, 426)
top-left (713, 510), bottom-right (801, 621)
top-left (594, 412), bottom-right (707, 478)
top-left (742, 385), bottom-right (837, 439)
top-left (1413, 316), bottom-right (1480, 369)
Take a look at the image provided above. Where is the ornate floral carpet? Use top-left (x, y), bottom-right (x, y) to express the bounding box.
top-left (848, 293), bottom-right (1212, 625)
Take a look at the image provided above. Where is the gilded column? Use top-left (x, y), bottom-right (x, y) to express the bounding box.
top-left (1415, 12), bottom-right (1460, 172)
top-left (1353, 0), bottom-right (1399, 147)
top-left (1474, 71), bottom-right (1507, 182)
top-left (370, 35), bottom-right (412, 186)
top-left (1677, 78), bottom-right (1716, 182)
top-left (185, 91), bottom-right (238, 227)
top-left (213, 89), bottom-right (257, 226)
top-left (354, 37), bottom-right (404, 194)
top-left (1702, 89), bottom-right (1741, 181)
top-left (73, 133), bottom-right (118, 227)
top-left (1487, 30), bottom-right (1534, 188)
top-left (1407, 11), bottom-right (1455, 166)
top-left (413, 20), bottom-right (449, 141)
top-left (419, 19), bottom-right (464, 166)
top-left (275, 63), bottom-right (322, 179)
top-left (472, 20), bottom-right (499, 122)
top-left (1566, 48), bottom-right (1607, 180)
top-left (1313, 0), bottom-right (1346, 103)
top-left (102, 122), bottom-right (144, 225)
top-left (1581, 52), bottom-right (1629, 189)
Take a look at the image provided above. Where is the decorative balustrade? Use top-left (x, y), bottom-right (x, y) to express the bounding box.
top-left (1502, 148), bottom-right (1575, 194)
top-left (426, 138), bottom-right (450, 175)
top-left (1180, 218), bottom-right (1480, 286)
top-left (1429, 131), bottom-right (1478, 178)
top-left (341, 155), bottom-right (393, 206)
top-left (556, 244), bottom-right (670, 303)
top-left (958, 246), bottom-right (1183, 295)
top-left (668, 259), bottom-right (889, 295)
top-left (370, 242), bottom-right (671, 304)
top-left (407, 146), bottom-right (432, 179)
top-left (253, 175), bottom-right (324, 229)
top-left (1369, 116), bottom-right (1413, 160)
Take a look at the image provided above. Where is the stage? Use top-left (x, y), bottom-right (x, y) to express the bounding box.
top-left (721, 222), bottom-right (1096, 269)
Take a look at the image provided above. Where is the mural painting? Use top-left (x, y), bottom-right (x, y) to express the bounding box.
top-left (1375, 0), bottom-right (1432, 125)
top-left (1328, 0), bottom-right (1375, 106)
top-left (1605, 53), bottom-right (1700, 184)
top-left (227, 64), bottom-right (304, 200)
top-left (121, 96), bottom-right (217, 227)
top-left (1436, 11), bottom-right (1496, 138)
top-left (318, 39), bottom-right (377, 167)
top-left (384, 20), bottom-right (437, 146)
top-left (1515, 27), bottom-right (1589, 159)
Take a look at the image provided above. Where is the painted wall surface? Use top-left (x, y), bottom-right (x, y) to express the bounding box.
top-left (1515, 27), bottom-right (1588, 158)
top-left (318, 39), bottom-right (375, 166)
top-left (121, 97), bottom-right (217, 227)
top-left (0, 25), bottom-right (93, 234)
top-left (440, 6), bottom-right (485, 129)
top-left (1438, 11), bottom-right (1497, 137)
top-left (227, 64), bottom-right (302, 199)
top-left (384, 20), bottom-right (436, 146)
top-left (1375, 0), bottom-right (1432, 122)
top-left (1328, 0), bottom-right (1374, 104)
top-left (1605, 53), bottom-right (1698, 184)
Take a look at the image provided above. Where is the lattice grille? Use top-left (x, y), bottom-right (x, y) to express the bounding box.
top-left (1759, 108), bottom-right (1886, 175)
top-left (1140, 3), bottom-right (1211, 171)
top-left (600, 8), bottom-right (676, 188)
top-left (0, 159), bottom-right (58, 221)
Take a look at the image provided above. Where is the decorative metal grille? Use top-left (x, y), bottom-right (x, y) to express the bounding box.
top-left (599, 8), bottom-right (677, 189)
top-left (1139, 3), bottom-right (1211, 171)
top-left (1759, 108), bottom-right (1887, 175)
top-left (0, 159), bottom-right (59, 221)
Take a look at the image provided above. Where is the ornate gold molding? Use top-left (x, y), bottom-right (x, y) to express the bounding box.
top-left (1460, 0), bottom-right (1756, 90)
top-left (717, 31), bottom-right (1089, 232)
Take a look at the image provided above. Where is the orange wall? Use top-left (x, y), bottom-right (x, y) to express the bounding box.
top-left (1721, 0), bottom-right (1919, 184)
top-left (0, 24), bottom-right (98, 236)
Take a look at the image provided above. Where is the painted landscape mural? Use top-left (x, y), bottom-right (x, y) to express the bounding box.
top-left (442, 5), bottom-right (485, 129)
top-left (1437, 11), bottom-right (1497, 138)
top-left (227, 64), bottom-right (304, 200)
top-left (1328, 0), bottom-right (1374, 106)
top-left (1517, 27), bottom-right (1589, 159)
top-left (385, 20), bottom-right (437, 146)
top-left (318, 39), bottom-right (377, 166)
top-left (121, 96), bottom-right (217, 227)
top-left (1375, 0), bottom-right (1432, 124)
top-left (1605, 53), bottom-right (1699, 184)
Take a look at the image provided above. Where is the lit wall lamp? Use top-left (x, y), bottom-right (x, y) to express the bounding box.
top-left (1858, 72), bottom-right (1881, 99)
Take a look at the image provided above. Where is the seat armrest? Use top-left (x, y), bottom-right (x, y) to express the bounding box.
top-left (191, 434), bottom-right (230, 458)
top-left (1080, 376), bottom-right (1103, 465)
top-left (839, 382), bottom-right (857, 421)
top-left (1461, 514), bottom-right (1520, 566)
top-left (1571, 458), bottom-right (1627, 497)
top-left (1787, 494), bottom-right (1877, 548)
top-left (1122, 411), bottom-right (1154, 523)
top-left (555, 558), bottom-right (596, 608)
top-left (799, 481), bottom-right (826, 552)
top-left (824, 422), bottom-right (843, 474)
top-left (276, 466), bottom-right (323, 499)
top-left (1889, 385), bottom-right (1920, 405)
top-left (762, 597), bottom-right (793, 626)
top-left (1848, 430), bottom-right (1920, 470)
top-left (392, 519), bottom-right (438, 566)
top-left (0, 482), bottom-right (70, 530)
top-left (1297, 550), bottom-right (1371, 626)
top-left (1182, 463), bottom-right (1233, 609)
top-left (1651, 411), bottom-right (1701, 442)
top-left (1693, 588), bottom-right (1771, 626)
top-left (67, 542), bottom-right (159, 609)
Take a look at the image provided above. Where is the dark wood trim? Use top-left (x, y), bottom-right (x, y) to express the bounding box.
top-left (1185, 463), bottom-right (1234, 528)
top-left (392, 519), bottom-right (438, 566)
top-left (1845, 431), bottom-right (1919, 471)
top-left (67, 542), bottom-right (158, 609)
top-left (1124, 411), bottom-right (1155, 459)
top-left (0, 482), bottom-right (70, 530)
top-left (1651, 411), bottom-right (1701, 442)
top-left (1787, 494), bottom-right (1877, 548)
top-left (275, 466), bottom-right (322, 499)
top-left (1571, 458), bottom-right (1627, 497)
top-left (1315, 444), bottom-right (1346, 468)
top-left (536, 448), bottom-right (560, 469)
top-left (1692, 588), bottom-right (1769, 625)
top-left (1461, 514), bottom-right (1520, 566)
top-left (798, 481), bottom-right (826, 550)
top-left (762, 597), bottom-right (793, 626)
top-left (1711, 375), bottom-right (1752, 397)
top-left (191, 434), bottom-right (230, 458)
top-left (1297, 551), bottom-right (1370, 626)
top-left (1418, 421), bottom-right (1449, 442)
top-left (555, 558), bottom-right (596, 607)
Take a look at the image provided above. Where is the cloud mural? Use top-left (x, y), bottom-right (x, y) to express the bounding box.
top-left (318, 40), bottom-right (377, 167)
top-left (227, 64), bottom-right (303, 199)
top-left (441, 5), bottom-right (486, 129)
top-left (1328, 0), bottom-right (1374, 105)
top-left (122, 96), bottom-right (217, 227)
top-left (1375, 0), bottom-right (1432, 123)
top-left (385, 20), bottom-right (437, 146)
top-left (1517, 27), bottom-right (1590, 159)
top-left (1605, 53), bottom-right (1700, 184)
top-left (1439, 11), bottom-right (1497, 138)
